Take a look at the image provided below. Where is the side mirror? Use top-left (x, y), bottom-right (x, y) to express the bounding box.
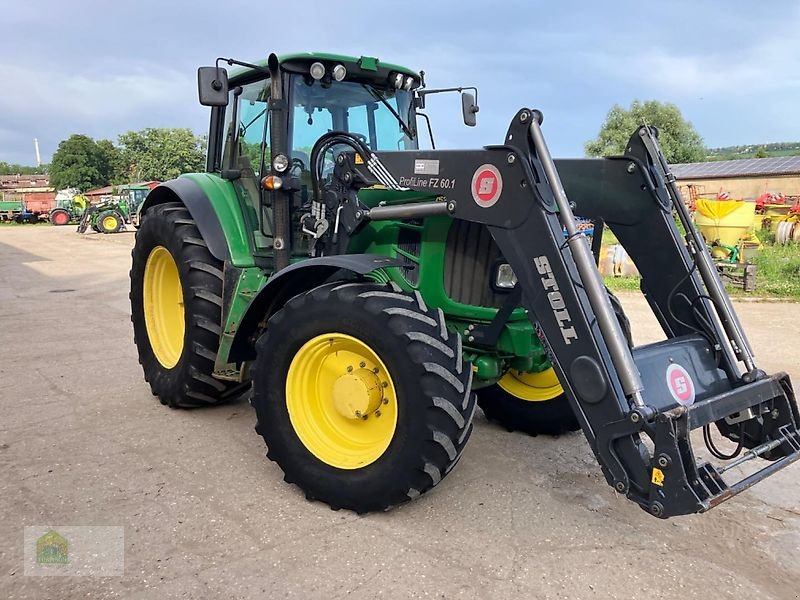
top-left (461, 92), bottom-right (479, 127)
top-left (197, 66), bottom-right (229, 107)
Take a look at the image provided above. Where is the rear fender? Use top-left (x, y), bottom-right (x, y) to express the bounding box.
top-left (228, 254), bottom-right (404, 362)
top-left (139, 175), bottom-right (253, 266)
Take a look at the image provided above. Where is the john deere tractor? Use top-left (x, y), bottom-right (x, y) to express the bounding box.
top-left (131, 53), bottom-right (800, 517)
top-left (77, 197), bottom-right (129, 234)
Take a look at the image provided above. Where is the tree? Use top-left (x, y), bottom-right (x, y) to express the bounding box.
top-left (0, 162), bottom-right (47, 175)
top-left (96, 139), bottom-right (126, 185)
top-left (585, 100), bottom-right (706, 164)
top-left (118, 128), bottom-right (205, 181)
top-left (754, 146), bottom-right (769, 159)
top-left (49, 134), bottom-right (121, 191)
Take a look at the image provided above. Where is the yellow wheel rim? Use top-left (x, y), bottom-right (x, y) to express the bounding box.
top-left (498, 367), bottom-right (563, 402)
top-left (286, 333), bottom-right (398, 469)
top-left (143, 246), bottom-right (185, 369)
top-left (102, 216), bottom-right (118, 230)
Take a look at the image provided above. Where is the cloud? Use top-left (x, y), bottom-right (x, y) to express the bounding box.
top-left (2, 0), bottom-right (800, 163)
top-left (0, 63), bottom-right (193, 120)
top-left (0, 61), bottom-right (206, 162)
top-left (602, 39), bottom-right (800, 99)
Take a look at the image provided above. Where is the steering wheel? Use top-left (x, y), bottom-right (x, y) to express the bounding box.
top-left (291, 157), bottom-right (306, 176)
top-left (291, 151), bottom-right (309, 174)
top-left (351, 133), bottom-right (369, 147)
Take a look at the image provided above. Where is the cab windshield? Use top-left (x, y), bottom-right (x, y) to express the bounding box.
top-left (290, 76), bottom-right (416, 170)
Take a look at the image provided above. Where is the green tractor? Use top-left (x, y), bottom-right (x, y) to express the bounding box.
top-left (131, 53), bottom-right (800, 517)
top-left (77, 197), bottom-right (130, 234)
top-left (49, 193), bottom-right (88, 226)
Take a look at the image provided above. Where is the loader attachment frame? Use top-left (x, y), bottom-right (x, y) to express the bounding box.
top-left (314, 108), bottom-right (800, 518)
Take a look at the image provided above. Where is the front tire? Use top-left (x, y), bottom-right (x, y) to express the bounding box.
top-left (477, 290), bottom-right (632, 436)
top-left (252, 282), bottom-right (476, 513)
top-left (130, 201), bottom-right (246, 407)
top-left (478, 368), bottom-right (578, 436)
top-left (97, 210), bottom-right (123, 234)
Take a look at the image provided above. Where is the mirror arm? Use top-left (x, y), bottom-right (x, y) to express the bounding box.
top-left (215, 57), bottom-right (271, 75)
top-left (418, 86), bottom-right (479, 107)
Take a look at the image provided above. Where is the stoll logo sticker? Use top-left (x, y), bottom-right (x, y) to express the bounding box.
top-left (666, 363), bottom-right (695, 406)
top-left (470, 164), bottom-right (503, 208)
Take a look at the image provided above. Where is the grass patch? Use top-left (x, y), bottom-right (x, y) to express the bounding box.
top-left (603, 276), bottom-right (641, 293)
top-left (602, 243), bottom-right (800, 301)
top-left (0, 221), bottom-right (49, 226)
top-left (750, 243), bottom-right (800, 300)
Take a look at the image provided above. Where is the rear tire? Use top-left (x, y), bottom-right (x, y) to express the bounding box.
top-left (252, 282), bottom-right (476, 513)
top-left (477, 290), bottom-right (632, 436)
top-left (49, 209), bottom-right (71, 226)
top-left (130, 201), bottom-right (247, 407)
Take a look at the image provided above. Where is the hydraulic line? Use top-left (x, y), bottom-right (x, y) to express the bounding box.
top-left (528, 114), bottom-right (645, 406)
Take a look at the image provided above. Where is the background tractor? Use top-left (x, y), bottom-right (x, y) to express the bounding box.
top-left (131, 53), bottom-right (800, 517)
top-left (77, 197), bottom-right (131, 234)
top-left (49, 192), bottom-right (88, 225)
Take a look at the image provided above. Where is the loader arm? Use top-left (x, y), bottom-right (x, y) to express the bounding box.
top-left (312, 109), bottom-right (800, 518)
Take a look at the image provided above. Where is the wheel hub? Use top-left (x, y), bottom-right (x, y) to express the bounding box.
top-left (143, 246), bottom-right (185, 369)
top-left (332, 368), bottom-right (384, 419)
top-left (498, 367), bottom-right (564, 402)
top-left (285, 333), bottom-right (398, 469)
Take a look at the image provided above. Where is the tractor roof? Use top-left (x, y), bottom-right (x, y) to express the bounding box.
top-left (229, 52), bottom-right (420, 85)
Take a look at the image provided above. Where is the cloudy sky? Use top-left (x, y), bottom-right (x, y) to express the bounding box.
top-left (2, 0), bottom-right (799, 165)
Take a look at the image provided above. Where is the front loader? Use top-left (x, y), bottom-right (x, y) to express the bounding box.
top-left (130, 53), bottom-right (799, 517)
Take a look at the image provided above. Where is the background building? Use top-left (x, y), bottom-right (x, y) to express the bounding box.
top-left (673, 156), bottom-right (800, 200)
top-left (0, 174), bottom-right (54, 208)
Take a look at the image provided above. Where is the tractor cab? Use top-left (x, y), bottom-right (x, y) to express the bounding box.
top-left (198, 53), bottom-right (477, 261)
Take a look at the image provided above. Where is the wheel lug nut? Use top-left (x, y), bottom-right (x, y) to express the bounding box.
top-left (375, 410), bottom-right (381, 417)
top-left (359, 361), bottom-right (366, 368)
top-left (373, 367), bottom-right (379, 373)
top-left (382, 398), bottom-right (389, 405)
top-left (347, 366), bottom-right (353, 373)
top-left (382, 382), bottom-right (388, 388)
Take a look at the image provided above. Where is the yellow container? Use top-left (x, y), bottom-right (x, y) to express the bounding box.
top-left (693, 199), bottom-right (756, 249)
top-left (761, 204), bottom-right (792, 232)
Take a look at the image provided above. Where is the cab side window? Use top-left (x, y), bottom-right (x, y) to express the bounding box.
top-left (221, 79), bottom-right (273, 250)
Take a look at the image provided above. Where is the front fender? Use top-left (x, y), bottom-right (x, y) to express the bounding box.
top-left (140, 174), bottom-right (253, 266)
top-left (229, 254), bottom-right (403, 362)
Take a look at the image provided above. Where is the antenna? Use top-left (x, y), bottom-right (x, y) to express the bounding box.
top-left (34, 138), bottom-right (41, 167)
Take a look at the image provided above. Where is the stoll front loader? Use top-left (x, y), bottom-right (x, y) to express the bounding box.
top-left (130, 53), bottom-right (800, 517)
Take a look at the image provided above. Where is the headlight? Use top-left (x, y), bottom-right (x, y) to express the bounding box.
top-left (403, 76), bottom-right (414, 90)
top-left (272, 154), bottom-right (289, 172)
top-left (494, 263), bottom-right (518, 289)
top-left (332, 64), bottom-right (347, 82)
top-left (392, 73), bottom-right (404, 89)
top-left (309, 62), bottom-right (325, 80)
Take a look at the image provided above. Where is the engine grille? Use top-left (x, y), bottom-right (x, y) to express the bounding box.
top-left (443, 219), bottom-right (505, 308)
top-left (397, 226), bottom-right (421, 286)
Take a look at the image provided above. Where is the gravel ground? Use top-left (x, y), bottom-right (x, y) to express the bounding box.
top-left (1, 225), bottom-right (798, 599)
